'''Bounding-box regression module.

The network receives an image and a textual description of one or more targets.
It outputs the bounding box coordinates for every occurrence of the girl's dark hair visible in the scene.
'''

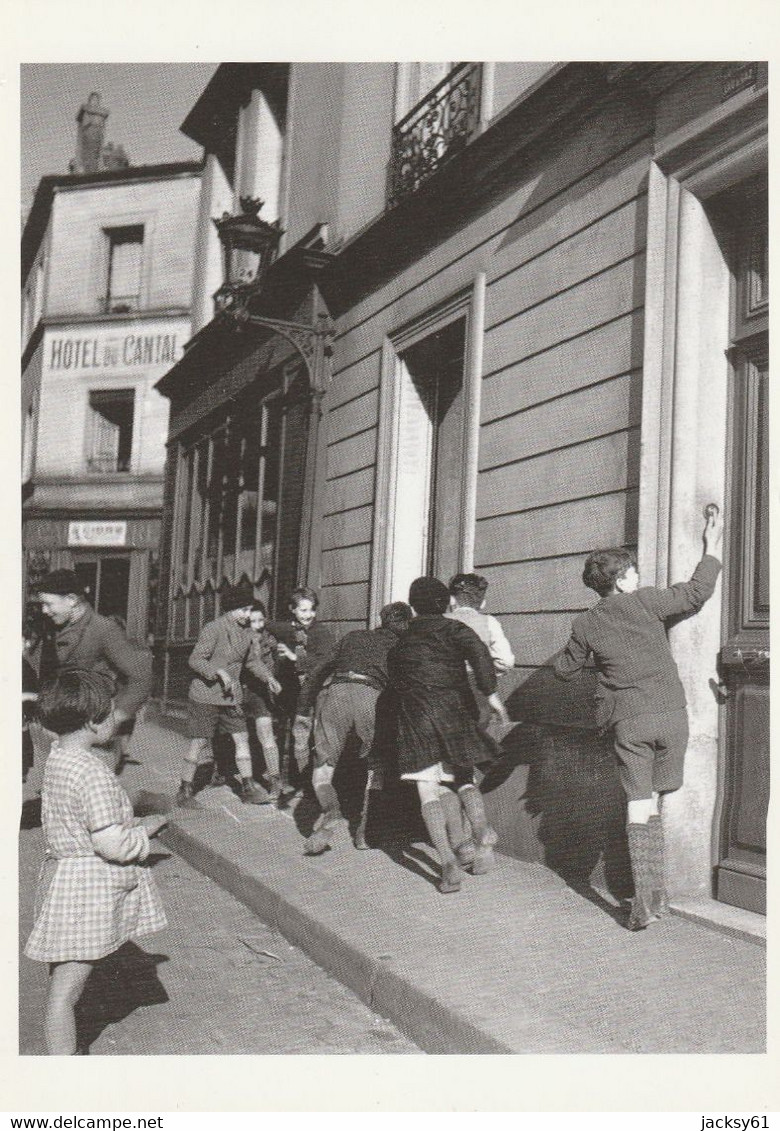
[289,586,319,610]
[250,600,268,617]
[37,669,113,735]
[582,548,636,597]
[408,576,450,615]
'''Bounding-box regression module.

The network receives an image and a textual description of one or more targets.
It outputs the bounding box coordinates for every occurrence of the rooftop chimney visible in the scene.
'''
[100,141,130,171]
[70,92,109,174]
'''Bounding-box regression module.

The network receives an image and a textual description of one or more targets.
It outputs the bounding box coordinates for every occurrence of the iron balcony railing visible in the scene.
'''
[388,62,483,208]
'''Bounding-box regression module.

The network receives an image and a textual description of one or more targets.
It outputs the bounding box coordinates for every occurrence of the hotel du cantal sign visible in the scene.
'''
[48,325,182,373]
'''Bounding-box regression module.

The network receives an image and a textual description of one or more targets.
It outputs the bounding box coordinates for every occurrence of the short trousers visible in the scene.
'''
[612,708,689,801]
[243,686,274,720]
[312,682,380,768]
[187,701,247,739]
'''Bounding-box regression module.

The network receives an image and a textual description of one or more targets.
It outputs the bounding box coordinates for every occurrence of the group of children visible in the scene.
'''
[25,506,723,1052]
[175,584,335,810]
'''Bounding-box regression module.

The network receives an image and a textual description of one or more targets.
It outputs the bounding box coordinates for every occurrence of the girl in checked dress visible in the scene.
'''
[25,669,167,1054]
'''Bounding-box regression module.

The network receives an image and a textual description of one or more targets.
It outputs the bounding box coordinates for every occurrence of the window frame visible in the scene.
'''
[84,386,136,475]
[103,223,145,314]
[370,274,486,623]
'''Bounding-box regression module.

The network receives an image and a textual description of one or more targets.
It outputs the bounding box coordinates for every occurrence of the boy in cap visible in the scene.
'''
[303,601,413,856]
[177,584,279,809]
[34,569,153,772]
[553,507,723,930]
[383,576,509,894]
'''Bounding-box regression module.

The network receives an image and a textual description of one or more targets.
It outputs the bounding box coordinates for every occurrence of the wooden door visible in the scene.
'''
[716,189,769,915]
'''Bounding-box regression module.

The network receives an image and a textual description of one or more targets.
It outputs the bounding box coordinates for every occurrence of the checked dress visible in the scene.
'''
[25,742,166,963]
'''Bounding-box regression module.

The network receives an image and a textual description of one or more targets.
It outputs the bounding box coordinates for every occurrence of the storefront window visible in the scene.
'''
[206,428,226,566]
[258,398,281,578]
[170,391,285,640]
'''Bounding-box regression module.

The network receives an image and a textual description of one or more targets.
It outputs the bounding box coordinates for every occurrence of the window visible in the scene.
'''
[389,63,483,207]
[104,225,144,313]
[393,63,454,122]
[86,389,135,473]
[170,392,284,638]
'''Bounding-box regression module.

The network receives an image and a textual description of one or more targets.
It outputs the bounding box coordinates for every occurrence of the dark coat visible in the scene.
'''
[267,619,338,716]
[553,554,721,730]
[36,604,153,718]
[382,615,498,775]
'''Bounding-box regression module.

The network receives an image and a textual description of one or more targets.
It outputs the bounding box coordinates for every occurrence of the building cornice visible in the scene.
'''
[23,475,165,517]
[41,308,192,329]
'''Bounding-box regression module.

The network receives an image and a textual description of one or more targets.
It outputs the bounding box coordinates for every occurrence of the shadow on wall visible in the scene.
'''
[482,662,632,904]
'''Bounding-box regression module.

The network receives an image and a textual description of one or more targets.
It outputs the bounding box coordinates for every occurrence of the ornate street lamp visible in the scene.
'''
[213,196,283,317]
[212,197,333,394]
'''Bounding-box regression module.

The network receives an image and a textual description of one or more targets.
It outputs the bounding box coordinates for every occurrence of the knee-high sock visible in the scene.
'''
[647,814,668,912]
[257,726,280,777]
[627,822,653,904]
[181,744,204,784]
[312,765,339,817]
[421,800,457,865]
[439,786,469,849]
[314,781,341,822]
[457,783,491,844]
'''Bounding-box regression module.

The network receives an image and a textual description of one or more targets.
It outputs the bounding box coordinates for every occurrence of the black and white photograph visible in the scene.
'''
[10,12,775,1114]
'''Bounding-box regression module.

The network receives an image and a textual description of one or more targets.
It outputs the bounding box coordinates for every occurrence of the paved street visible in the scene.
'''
[19,821,420,1055]
[20,715,766,1055]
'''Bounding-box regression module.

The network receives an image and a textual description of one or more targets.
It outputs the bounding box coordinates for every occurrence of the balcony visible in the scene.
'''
[388,62,482,208]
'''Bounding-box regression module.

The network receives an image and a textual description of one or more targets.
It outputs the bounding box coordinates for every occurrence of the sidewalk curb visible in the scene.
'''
[162,817,512,1054]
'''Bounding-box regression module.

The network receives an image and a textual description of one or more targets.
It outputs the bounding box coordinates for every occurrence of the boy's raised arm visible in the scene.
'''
[641,508,723,621]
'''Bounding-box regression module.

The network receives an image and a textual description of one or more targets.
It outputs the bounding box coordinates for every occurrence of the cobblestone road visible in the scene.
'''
[19,823,420,1055]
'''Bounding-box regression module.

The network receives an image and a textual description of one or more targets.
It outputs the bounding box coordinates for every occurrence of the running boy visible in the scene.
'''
[303,601,413,856]
[176,584,278,809]
[25,669,167,1054]
[553,507,723,930]
[242,601,283,800]
[268,587,337,794]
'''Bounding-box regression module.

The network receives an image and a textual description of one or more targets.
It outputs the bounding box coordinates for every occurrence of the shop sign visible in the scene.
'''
[68,521,127,547]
